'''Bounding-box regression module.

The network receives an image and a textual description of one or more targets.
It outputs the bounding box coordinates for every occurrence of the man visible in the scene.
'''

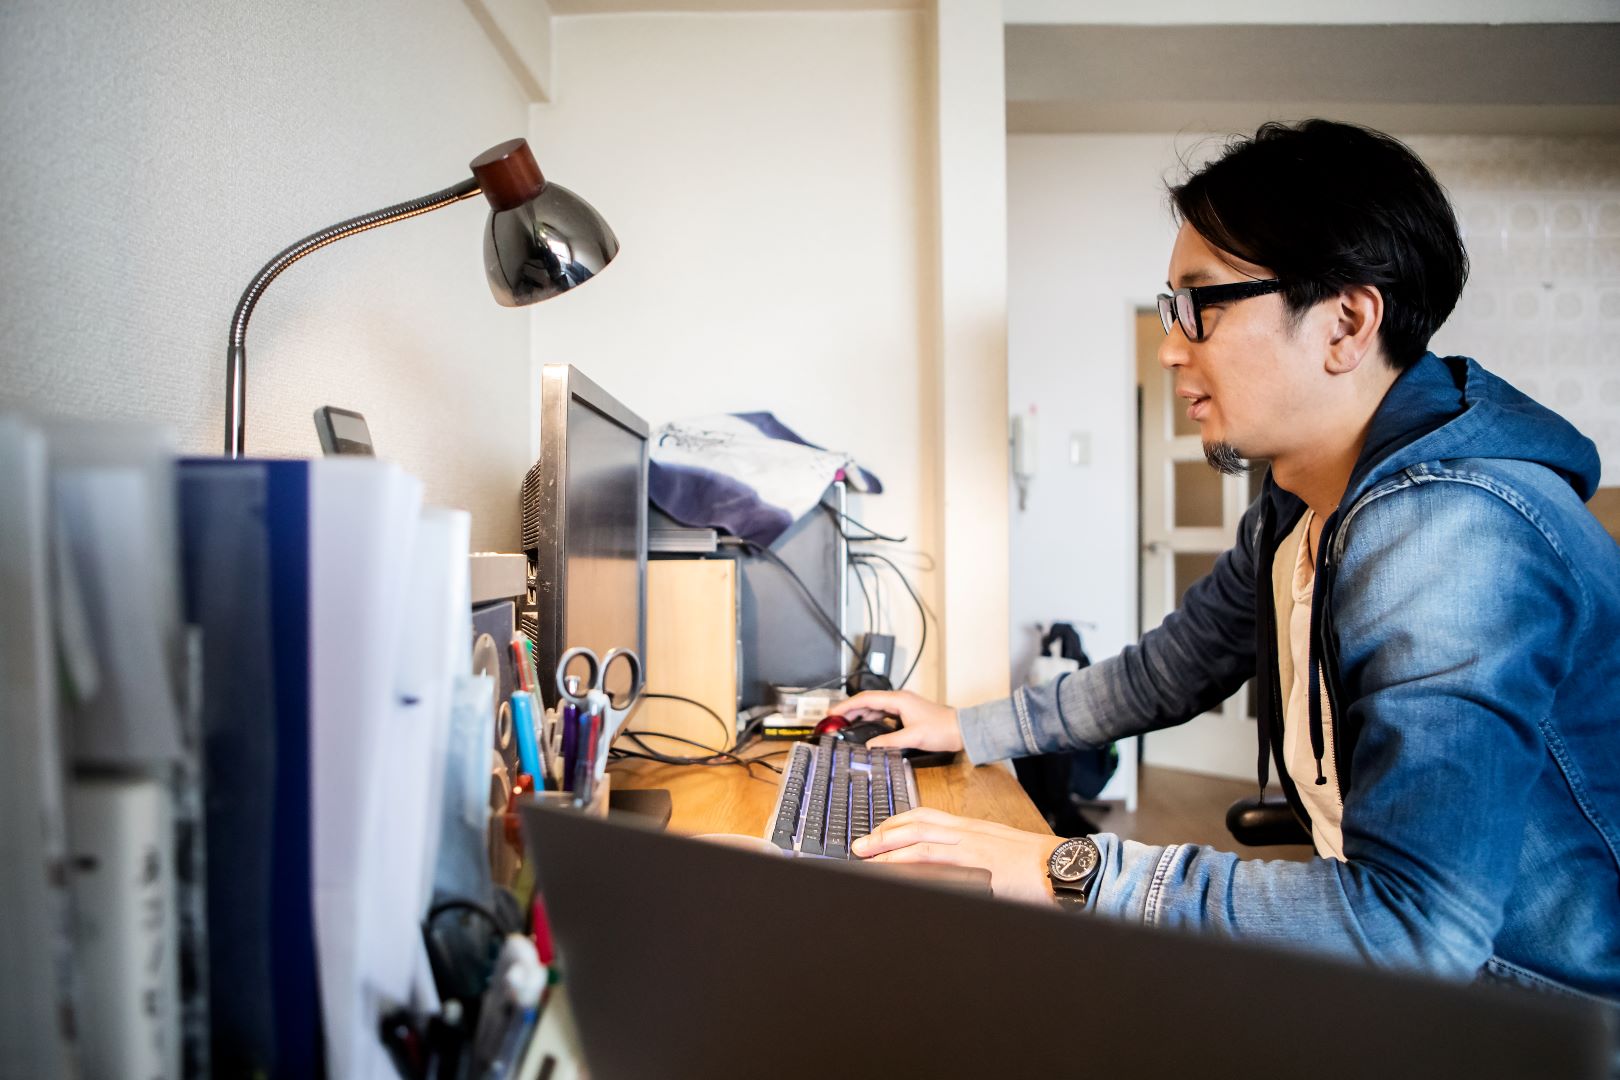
[832,119,1620,1004]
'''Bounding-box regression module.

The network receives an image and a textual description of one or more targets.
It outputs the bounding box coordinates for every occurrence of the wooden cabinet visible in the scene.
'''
[629,559,738,756]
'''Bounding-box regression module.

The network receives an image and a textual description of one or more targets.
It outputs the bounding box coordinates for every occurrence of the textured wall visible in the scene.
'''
[1417,136,1620,476]
[0,0,532,549]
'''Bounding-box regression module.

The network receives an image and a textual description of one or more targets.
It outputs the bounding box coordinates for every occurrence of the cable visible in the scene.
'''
[849,550,876,632]
[613,731,783,777]
[860,556,886,635]
[851,551,928,690]
[819,500,909,544]
[719,534,898,693]
[426,898,508,934]
[615,700,788,778]
[719,536,863,657]
[638,692,733,748]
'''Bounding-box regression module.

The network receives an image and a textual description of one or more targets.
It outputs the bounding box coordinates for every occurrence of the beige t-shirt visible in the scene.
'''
[1272,509,1347,861]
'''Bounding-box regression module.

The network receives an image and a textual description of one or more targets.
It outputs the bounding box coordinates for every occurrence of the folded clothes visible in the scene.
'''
[649,412,882,547]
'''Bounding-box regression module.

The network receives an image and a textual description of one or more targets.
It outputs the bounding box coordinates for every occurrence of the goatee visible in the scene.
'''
[1203,441,1254,476]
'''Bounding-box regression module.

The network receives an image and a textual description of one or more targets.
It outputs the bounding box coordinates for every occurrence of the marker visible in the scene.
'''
[510,691,543,785]
[510,637,537,695]
[530,896,556,967]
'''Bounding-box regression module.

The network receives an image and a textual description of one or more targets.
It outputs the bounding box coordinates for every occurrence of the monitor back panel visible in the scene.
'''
[521,805,1610,1080]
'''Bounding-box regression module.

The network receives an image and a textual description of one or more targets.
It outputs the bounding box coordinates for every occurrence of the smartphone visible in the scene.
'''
[313,406,375,456]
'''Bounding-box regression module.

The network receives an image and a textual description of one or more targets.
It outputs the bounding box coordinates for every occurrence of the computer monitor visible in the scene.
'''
[522,364,648,710]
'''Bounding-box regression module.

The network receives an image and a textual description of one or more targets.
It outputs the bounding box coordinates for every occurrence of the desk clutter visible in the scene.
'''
[0,379,933,1078]
[0,414,603,1080]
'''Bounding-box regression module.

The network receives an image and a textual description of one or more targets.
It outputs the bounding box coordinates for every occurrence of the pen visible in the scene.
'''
[593,698,615,783]
[379,1008,424,1080]
[559,678,580,792]
[471,935,545,1080]
[424,1000,465,1080]
[573,704,601,807]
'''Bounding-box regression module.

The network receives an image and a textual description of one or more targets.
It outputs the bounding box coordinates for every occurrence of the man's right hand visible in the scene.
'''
[826,690,964,753]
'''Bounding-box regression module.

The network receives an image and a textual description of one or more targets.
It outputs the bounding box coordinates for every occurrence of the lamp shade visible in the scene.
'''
[471,139,619,307]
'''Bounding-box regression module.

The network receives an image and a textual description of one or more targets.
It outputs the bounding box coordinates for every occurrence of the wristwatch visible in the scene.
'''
[1046,836,1101,910]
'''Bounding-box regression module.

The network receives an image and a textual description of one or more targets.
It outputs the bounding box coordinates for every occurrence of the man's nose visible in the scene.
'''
[1159,324,1189,370]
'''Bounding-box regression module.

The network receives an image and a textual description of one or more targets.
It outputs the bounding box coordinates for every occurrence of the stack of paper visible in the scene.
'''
[182,457,477,1080]
[1,415,190,1080]
[0,417,76,1078]
[2,415,478,1080]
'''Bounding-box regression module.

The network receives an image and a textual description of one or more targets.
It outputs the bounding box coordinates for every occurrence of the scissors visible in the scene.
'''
[556,647,644,799]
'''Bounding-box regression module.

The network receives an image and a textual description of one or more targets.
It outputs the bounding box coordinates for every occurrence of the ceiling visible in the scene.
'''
[1005,22,1620,135]
[545,0,920,12]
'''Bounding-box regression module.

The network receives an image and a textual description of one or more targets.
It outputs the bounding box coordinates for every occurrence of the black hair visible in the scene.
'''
[1169,119,1468,370]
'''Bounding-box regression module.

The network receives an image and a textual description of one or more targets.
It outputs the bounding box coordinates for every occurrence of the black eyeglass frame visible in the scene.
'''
[1156,278,1285,342]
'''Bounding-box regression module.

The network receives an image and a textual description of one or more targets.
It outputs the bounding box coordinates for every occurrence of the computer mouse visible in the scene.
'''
[812,715,849,738]
[836,713,901,746]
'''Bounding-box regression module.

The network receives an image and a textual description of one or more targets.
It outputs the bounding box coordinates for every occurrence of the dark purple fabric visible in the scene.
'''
[649,461,795,546]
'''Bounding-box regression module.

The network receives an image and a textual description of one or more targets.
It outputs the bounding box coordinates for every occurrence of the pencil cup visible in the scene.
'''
[525,775,610,819]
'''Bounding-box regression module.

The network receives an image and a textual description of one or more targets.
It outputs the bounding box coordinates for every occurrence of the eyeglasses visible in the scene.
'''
[1156,278,1285,342]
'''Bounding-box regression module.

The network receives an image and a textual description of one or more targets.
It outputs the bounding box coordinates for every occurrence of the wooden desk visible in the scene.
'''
[608,746,1050,838]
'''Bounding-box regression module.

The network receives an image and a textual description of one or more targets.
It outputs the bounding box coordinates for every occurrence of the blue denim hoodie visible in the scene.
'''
[960,353,1620,1003]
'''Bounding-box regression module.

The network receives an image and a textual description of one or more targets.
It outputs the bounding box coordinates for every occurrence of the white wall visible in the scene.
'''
[0,0,532,549]
[1006,134,1189,679]
[529,12,946,696]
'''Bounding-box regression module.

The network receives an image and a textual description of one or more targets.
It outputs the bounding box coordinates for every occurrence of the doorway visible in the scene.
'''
[1134,308,1263,780]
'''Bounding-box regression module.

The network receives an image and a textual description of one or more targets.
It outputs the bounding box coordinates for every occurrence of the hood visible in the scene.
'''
[1343,352,1602,507]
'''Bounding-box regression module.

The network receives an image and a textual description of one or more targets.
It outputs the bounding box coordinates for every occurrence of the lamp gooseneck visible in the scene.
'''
[223,177,482,457]
[222,137,617,458]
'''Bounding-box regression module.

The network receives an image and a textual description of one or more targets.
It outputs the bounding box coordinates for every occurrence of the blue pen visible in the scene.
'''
[510,691,543,785]
[559,678,580,792]
[572,702,600,806]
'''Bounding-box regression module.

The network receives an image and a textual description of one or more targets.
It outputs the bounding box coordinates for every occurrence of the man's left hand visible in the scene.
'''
[851,807,1066,906]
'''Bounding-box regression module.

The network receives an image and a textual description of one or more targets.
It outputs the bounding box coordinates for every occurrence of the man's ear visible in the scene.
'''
[1325,285,1384,374]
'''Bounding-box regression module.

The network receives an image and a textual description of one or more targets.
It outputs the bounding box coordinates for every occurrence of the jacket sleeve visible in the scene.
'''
[1080,478,1579,978]
[959,496,1262,764]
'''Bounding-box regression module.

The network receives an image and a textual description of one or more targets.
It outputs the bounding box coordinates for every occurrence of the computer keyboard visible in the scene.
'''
[765,736,920,859]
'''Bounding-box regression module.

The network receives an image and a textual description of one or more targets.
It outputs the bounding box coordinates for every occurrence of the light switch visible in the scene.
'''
[1069,431,1090,466]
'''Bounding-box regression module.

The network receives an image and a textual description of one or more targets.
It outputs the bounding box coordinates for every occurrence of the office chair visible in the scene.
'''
[1225,792,1311,847]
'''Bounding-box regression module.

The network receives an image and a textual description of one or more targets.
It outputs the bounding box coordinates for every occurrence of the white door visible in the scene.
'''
[1135,309,1264,781]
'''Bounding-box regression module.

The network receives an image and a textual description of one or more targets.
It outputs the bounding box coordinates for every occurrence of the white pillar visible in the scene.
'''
[930,0,1011,707]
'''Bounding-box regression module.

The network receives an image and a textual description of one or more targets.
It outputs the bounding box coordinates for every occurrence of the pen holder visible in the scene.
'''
[525,774,610,819]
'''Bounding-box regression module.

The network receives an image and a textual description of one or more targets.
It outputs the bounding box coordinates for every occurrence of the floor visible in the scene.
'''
[1089,764,1314,863]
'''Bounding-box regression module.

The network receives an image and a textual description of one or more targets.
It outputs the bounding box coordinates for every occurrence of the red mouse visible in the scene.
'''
[812,715,849,738]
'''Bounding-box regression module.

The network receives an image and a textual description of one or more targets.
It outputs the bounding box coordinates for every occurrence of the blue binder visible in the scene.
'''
[178,460,322,1078]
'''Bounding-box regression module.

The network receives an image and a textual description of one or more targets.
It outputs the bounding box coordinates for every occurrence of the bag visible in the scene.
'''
[1012,623,1119,836]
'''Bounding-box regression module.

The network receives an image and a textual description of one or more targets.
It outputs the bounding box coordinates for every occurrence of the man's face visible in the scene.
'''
[1159,223,1319,468]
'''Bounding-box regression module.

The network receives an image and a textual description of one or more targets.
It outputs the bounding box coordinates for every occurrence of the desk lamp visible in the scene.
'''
[224,138,617,457]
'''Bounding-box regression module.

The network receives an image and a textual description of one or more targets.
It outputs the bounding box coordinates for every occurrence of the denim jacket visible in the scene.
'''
[960,353,1620,1002]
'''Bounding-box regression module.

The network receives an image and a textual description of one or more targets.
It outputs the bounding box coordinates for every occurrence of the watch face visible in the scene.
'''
[1049,838,1099,883]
